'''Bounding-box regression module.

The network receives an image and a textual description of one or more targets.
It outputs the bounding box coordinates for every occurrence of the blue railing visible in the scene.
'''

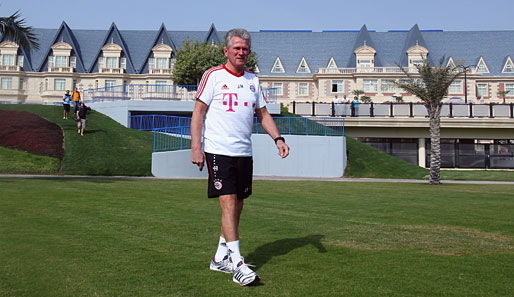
[130,115,344,152]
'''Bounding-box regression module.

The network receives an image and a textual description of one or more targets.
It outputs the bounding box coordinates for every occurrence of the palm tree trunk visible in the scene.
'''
[428,108,441,185]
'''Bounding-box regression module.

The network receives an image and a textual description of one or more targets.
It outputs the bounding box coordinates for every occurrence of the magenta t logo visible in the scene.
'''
[223,93,238,112]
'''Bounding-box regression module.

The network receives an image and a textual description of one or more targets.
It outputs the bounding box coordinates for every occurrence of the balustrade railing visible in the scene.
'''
[317,67,419,74]
[84,84,278,104]
[291,101,514,119]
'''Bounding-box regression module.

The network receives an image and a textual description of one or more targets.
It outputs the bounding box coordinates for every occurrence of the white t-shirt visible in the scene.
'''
[196,65,267,157]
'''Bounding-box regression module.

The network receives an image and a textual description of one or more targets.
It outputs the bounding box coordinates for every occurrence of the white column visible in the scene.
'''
[418,138,426,168]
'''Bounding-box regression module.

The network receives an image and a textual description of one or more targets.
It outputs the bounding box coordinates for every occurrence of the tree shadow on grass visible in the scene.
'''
[83,129,105,135]
[245,234,327,271]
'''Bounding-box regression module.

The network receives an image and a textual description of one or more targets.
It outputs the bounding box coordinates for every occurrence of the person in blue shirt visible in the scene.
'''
[62,90,71,119]
[351,96,360,117]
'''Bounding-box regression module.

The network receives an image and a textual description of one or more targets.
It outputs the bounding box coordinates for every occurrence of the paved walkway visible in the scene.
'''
[2,174,514,185]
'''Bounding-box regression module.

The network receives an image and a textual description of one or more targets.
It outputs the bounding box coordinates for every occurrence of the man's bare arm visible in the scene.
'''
[191,99,208,170]
[255,107,290,158]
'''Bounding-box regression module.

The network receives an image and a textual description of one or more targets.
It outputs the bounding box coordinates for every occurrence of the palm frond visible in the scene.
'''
[0,10,39,52]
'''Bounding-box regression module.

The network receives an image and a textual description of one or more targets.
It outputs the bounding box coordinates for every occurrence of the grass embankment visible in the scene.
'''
[2,104,514,180]
[0,104,153,176]
[1,178,513,296]
[0,146,60,174]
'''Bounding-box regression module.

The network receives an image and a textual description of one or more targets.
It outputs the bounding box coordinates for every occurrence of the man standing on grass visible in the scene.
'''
[191,28,290,286]
[72,88,81,115]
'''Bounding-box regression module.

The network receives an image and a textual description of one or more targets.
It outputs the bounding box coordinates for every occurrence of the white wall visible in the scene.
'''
[89,101,281,127]
[152,134,346,178]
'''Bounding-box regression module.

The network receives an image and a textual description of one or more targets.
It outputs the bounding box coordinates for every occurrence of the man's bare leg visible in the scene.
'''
[219,194,244,267]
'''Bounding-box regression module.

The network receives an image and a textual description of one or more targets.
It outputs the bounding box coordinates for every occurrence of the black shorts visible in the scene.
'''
[205,153,253,199]
[63,104,70,112]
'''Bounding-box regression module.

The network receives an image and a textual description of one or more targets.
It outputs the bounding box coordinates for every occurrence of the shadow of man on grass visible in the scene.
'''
[245,234,327,271]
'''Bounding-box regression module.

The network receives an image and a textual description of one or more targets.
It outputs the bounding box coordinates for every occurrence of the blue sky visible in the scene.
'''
[2,0,514,32]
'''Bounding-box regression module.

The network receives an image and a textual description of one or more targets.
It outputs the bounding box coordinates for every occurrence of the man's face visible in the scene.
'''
[224,36,250,71]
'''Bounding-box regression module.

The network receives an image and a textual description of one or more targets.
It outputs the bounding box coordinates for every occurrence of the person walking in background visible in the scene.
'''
[76,102,91,136]
[72,88,81,115]
[62,90,71,119]
[191,28,290,286]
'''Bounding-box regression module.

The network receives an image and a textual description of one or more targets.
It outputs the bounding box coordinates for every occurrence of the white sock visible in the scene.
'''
[214,236,229,262]
[226,240,243,268]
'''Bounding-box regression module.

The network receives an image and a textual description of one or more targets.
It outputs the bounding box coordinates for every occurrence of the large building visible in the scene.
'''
[1,22,514,105]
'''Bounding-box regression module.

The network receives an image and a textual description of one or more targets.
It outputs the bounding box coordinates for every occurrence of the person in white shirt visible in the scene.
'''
[191,28,290,286]
[341,95,349,116]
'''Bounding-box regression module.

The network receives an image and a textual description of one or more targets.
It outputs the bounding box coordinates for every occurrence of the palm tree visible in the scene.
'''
[0,10,39,52]
[498,90,510,104]
[396,57,466,185]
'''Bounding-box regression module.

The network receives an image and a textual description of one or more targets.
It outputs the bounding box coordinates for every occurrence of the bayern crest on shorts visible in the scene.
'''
[213,179,223,190]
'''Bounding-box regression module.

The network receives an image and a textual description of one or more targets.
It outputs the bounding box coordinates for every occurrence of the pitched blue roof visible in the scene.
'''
[11,23,514,77]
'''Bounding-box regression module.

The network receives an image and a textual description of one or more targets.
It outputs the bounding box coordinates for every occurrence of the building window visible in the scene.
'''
[106,57,118,68]
[156,58,168,69]
[363,79,378,92]
[2,54,15,66]
[17,55,24,67]
[331,80,343,93]
[55,56,67,67]
[105,80,116,89]
[273,82,283,96]
[298,82,308,95]
[156,80,167,93]
[359,59,371,71]
[449,80,462,94]
[120,57,126,69]
[381,80,397,93]
[477,83,488,97]
[412,60,424,67]
[98,57,104,68]
[1,77,12,89]
[54,79,66,91]
[70,56,76,68]
[505,83,514,96]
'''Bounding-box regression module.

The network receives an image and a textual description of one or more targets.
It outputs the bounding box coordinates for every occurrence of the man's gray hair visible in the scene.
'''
[225,28,251,50]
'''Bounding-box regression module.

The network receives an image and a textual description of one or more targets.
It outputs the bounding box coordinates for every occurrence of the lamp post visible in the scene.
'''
[460,65,475,104]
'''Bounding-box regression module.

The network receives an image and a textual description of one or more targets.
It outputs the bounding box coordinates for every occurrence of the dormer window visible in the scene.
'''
[99,42,125,74]
[148,43,173,74]
[406,41,428,70]
[503,57,514,73]
[0,41,23,71]
[476,57,489,73]
[271,57,285,73]
[48,42,74,72]
[325,57,338,73]
[296,57,311,73]
[354,41,376,72]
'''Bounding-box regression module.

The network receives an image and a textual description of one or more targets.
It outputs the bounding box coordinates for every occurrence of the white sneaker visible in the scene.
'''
[209,255,233,274]
[232,259,260,286]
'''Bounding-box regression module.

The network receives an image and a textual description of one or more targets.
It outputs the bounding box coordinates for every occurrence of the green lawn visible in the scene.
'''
[0,104,154,176]
[0,146,60,174]
[1,178,513,297]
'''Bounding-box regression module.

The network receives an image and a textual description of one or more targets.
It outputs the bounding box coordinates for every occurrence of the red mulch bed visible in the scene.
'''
[0,110,64,159]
